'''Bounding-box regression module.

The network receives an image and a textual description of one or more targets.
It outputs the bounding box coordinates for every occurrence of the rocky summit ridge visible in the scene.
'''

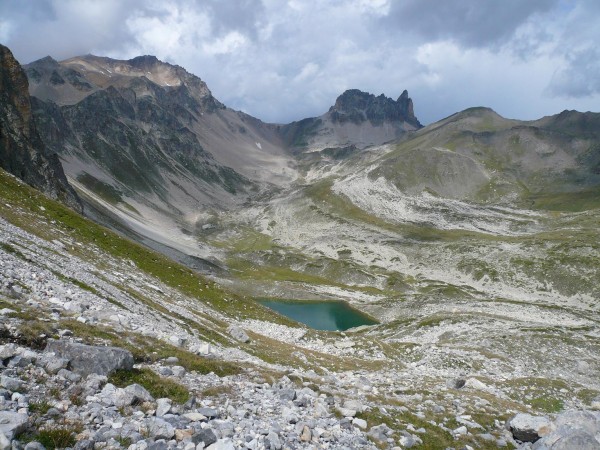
[329,89,421,128]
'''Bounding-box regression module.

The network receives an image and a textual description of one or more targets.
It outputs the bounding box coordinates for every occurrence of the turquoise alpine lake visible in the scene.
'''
[258,299,378,331]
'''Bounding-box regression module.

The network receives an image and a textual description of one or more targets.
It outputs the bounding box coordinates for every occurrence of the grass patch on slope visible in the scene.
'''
[108,368,189,403]
[0,169,284,323]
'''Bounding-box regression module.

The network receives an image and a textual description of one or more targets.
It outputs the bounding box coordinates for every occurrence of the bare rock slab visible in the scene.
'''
[0,411,28,440]
[45,339,134,376]
[507,413,552,443]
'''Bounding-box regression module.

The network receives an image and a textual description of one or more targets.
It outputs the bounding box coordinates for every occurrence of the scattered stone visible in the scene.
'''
[368,424,391,443]
[23,442,45,450]
[164,356,179,365]
[334,341,355,349]
[206,439,235,450]
[197,407,219,419]
[531,409,600,449]
[140,417,175,440]
[453,425,468,435]
[156,398,172,416]
[184,412,206,422]
[171,365,186,378]
[227,326,250,343]
[353,418,367,429]
[192,428,217,447]
[265,431,282,450]
[0,433,9,450]
[124,383,154,403]
[337,407,356,417]
[0,375,22,392]
[279,388,296,401]
[299,425,312,442]
[0,344,19,360]
[43,357,69,375]
[446,378,466,389]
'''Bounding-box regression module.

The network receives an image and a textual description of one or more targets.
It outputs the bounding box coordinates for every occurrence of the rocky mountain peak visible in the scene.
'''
[128,54,160,70]
[329,88,421,128]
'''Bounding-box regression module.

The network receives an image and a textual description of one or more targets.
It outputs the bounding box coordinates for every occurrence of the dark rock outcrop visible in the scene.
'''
[0,44,81,212]
[329,89,422,128]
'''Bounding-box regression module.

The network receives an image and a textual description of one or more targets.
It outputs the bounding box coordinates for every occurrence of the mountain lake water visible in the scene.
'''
[258,299,378,331]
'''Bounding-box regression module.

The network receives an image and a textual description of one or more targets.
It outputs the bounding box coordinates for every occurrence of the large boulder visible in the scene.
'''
[508,413,552,443]
[532,410,600,449]
[45,339,134,376]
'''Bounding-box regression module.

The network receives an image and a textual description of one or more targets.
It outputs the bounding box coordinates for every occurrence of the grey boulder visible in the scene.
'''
[508,413,552,443]
[227,325,250,343]
[45,339,133,376]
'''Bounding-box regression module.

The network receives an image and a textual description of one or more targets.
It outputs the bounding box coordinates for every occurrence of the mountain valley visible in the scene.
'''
[1,44,600,449]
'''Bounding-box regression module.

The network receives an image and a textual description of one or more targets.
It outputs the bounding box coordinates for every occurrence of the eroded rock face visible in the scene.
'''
[0,44,81,212]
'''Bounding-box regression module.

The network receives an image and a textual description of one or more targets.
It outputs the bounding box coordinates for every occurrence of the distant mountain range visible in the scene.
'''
[2,46,600,269]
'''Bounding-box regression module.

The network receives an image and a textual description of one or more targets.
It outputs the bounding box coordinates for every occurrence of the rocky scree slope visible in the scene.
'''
[0,44,80,212]
[24,54,302,261]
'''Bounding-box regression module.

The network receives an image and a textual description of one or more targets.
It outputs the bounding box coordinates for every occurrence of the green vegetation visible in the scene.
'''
[28,400,52,415]
[0,242,25,258]
[108,368,189,403]
[356,407,508,450]
[530,396,563,413]
[502,377,571,414]
[36,426,79,450]
[526,187,600,212]
[16,321,56,349]
[76,172,123,205]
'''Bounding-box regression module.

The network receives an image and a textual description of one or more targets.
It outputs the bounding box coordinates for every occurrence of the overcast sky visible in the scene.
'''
[1,0,599,124]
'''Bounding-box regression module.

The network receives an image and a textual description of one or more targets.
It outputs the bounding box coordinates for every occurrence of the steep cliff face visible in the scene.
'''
[0,44,81,212]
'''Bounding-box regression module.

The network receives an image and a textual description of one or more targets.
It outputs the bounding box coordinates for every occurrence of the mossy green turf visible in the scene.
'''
[108,368,189,404]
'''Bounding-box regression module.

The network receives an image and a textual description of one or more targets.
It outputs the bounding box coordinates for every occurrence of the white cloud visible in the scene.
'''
[203,31,247,55]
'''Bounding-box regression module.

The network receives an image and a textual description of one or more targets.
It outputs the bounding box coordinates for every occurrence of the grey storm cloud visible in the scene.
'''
[1,0,599,124]
[381,0,560,47]
[202,0,265,38]
[549,46,600,98]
